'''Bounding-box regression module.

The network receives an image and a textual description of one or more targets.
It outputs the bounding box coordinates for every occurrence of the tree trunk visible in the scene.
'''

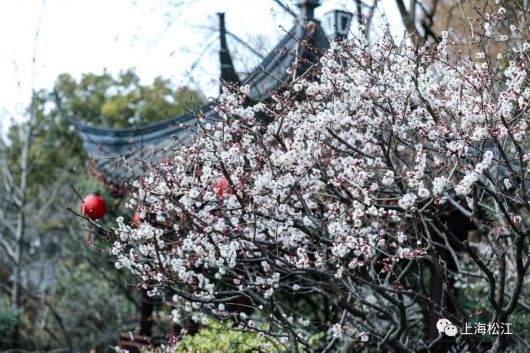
[11,124,30,345]
[139,289,153,336]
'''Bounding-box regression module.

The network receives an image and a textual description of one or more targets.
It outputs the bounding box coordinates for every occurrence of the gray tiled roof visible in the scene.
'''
[72,107,214,187]
[73,17,330,187]
[73,112,198,155]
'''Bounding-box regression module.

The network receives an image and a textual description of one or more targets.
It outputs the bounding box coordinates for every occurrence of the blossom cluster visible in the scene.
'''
[110,13,529,351]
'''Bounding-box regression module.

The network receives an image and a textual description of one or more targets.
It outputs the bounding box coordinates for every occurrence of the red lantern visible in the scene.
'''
[81,193,107,245]
[132,211,141,227]
[212,177,230,199]
[81,193,107,220]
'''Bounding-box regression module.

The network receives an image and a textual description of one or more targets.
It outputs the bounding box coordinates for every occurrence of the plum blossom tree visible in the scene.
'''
[108,3,530,352]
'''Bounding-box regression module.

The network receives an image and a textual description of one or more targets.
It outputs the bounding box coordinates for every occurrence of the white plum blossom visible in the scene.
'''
[107,14,530,352]
[418,186,431,198]
[359,332,369,342]
[398,194,417,210]
[397,232,407,244]
[381,171,395,186]
[456,151,495,195]
[331,323,343,339]
[432,176,447,195]
[455,172,479,195]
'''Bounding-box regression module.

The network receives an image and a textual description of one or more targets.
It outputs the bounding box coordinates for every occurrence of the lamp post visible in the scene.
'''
[323,9,353,40]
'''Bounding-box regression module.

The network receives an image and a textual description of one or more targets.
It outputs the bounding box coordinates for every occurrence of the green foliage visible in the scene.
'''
[510,306,530,346]
[5,69,204,194]
[0,294,19,349]
[52,69,204,128]
[157,321,287,353]
[42,261,137,350]
[148,320,325,353]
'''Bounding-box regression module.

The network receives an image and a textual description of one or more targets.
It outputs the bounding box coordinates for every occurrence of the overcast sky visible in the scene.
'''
[0,0,403,133]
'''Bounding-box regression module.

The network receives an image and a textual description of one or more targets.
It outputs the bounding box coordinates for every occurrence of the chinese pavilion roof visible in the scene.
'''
[69,108,210,187]
[71,1,330,189]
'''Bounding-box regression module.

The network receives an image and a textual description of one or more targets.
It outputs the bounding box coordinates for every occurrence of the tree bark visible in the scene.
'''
[11,123,30,345]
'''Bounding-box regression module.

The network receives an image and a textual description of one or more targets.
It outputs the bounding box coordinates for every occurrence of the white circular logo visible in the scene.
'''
[444,324,458,337]
[436,318,452,333]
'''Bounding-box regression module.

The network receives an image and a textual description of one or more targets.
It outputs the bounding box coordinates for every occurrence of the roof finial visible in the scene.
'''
[296,0,320,20]
[217,13,240,94]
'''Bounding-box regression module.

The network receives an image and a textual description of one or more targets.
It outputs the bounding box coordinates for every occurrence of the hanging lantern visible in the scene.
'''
[80,193,107,245]
[212,177,230,199]
[81,193,107,220]
[132,211,142,227]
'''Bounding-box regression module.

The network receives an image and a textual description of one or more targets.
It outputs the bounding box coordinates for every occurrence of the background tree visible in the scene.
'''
[51,69,204,128]
[0,69,204,351]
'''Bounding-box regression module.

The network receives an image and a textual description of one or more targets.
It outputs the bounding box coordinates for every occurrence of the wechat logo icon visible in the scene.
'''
[437,318,458,337]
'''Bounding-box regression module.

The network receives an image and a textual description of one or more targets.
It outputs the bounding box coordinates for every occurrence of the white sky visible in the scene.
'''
[0,0,403,133]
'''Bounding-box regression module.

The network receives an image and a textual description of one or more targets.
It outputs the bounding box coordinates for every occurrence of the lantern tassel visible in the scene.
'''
[87,223,92,246]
